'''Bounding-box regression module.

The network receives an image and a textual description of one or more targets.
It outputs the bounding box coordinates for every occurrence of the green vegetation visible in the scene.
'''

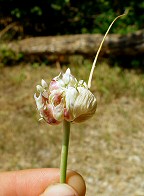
[0,46,23,66]
[0,0,143,37]
[0,1,143,69]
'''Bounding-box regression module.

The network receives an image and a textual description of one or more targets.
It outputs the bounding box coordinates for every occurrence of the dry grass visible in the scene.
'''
[0,62,144,196]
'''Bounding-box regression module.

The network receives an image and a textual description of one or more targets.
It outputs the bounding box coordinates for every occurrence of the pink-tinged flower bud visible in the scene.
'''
[34,68,97,125]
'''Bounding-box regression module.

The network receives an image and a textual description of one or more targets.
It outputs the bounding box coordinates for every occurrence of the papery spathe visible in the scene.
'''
[34,68,97,125]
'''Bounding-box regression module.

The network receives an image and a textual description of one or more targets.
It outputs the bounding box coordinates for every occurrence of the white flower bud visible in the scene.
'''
[34,68,97,125]
[36,85,43,93]
[62,68,77,87]
[34,93,44,110]
[41,79,48,88]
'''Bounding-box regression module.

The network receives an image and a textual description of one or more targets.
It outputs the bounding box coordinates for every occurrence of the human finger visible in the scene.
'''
[0,168,86,196]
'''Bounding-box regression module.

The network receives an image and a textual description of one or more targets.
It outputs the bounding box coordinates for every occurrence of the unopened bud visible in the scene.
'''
[34,68,97,125]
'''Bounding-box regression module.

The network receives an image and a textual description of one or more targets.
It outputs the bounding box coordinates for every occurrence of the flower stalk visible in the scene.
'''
[60,120,71,183]
[34,12,127,186]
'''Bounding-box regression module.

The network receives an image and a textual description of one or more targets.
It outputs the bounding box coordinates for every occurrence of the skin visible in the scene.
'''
[0,168,86,196]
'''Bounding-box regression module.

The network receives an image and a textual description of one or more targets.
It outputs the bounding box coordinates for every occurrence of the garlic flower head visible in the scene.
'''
[34,68,97,125]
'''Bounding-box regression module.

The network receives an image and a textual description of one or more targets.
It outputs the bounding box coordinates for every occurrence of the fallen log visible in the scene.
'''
[1,29,144,58]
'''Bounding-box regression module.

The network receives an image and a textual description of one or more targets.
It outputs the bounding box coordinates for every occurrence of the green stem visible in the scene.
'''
[60,120,71,183]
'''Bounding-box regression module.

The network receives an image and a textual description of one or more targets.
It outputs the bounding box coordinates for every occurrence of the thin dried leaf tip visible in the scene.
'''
[88,12,127,89]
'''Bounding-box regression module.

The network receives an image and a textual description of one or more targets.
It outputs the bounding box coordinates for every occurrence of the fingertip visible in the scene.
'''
[40,171,86,196]
[40,183,79,196]
[67,171,86,196]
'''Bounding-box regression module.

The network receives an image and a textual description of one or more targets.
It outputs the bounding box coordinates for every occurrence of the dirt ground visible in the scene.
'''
[0,63,144,196]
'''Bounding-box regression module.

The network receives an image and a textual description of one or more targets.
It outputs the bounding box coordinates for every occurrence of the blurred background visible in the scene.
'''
[0,1,144,195]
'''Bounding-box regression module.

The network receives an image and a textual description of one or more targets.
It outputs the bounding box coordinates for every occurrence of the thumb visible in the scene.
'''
[40,171,86,196]
[40,183,80,196]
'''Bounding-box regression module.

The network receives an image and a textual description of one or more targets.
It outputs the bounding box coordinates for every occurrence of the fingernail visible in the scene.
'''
[67,172,86,196]
[40,183,79,196]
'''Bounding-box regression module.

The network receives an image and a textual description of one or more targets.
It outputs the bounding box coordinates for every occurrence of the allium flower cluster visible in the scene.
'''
[34,68,97,125]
